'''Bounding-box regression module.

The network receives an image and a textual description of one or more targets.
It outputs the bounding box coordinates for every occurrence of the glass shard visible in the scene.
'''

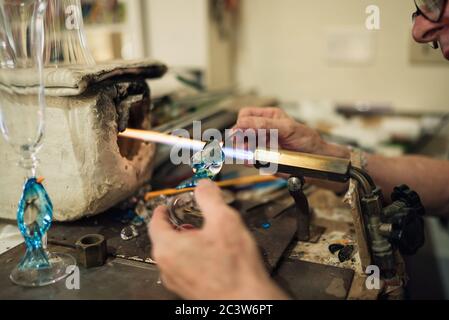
[120,225,139,241]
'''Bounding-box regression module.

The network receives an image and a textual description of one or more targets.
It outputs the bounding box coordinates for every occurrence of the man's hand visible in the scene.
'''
[236,107,351,193]
[235,107,350,159]
[148,179,288,300]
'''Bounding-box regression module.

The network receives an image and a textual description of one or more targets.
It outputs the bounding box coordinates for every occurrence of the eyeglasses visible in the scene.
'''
[412,0,447,49]
[414,0,446,22]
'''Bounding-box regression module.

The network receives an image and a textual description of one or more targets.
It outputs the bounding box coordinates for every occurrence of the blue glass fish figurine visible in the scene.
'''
[16,178,53,270]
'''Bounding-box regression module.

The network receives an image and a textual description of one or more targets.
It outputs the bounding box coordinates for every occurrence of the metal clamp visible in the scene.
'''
[288,176,310,241]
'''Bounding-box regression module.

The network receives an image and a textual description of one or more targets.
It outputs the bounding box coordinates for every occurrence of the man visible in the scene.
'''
[148,0,449,300]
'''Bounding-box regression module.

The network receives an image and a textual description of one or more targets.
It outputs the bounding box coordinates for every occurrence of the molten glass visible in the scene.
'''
[177,139,225,189]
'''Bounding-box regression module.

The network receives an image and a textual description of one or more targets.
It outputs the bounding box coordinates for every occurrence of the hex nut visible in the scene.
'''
[75,234,107,268]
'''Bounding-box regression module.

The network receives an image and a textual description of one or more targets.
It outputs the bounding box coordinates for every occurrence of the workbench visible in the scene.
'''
[0,97,380,300]
[0,183,375,300]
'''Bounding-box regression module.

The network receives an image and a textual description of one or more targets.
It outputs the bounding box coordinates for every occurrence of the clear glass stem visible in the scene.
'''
[19,152,39,178]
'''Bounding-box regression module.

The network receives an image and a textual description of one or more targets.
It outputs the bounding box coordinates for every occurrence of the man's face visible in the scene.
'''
[412,1,449,59]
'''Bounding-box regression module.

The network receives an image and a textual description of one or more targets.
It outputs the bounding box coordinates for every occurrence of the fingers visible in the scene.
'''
[236,116,294,139]
[238,107,287,119]
[195,180,237,227]
[236,116,276,130]
[148,206,177,244]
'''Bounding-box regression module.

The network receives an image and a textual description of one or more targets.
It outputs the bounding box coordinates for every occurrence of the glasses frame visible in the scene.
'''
[412,0,447,49]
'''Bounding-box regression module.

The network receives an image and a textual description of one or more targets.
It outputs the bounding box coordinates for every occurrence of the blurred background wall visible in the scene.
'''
[236,0,449,111]
[83,0,449,111]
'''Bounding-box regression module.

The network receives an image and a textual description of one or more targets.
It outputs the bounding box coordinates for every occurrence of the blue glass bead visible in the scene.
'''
[262,222,271,230]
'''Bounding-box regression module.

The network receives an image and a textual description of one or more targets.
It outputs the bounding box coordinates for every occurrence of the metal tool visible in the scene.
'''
[287,176,310,241]
[254,149,351,183]
[255,148,425,284]
[119,128,426,289]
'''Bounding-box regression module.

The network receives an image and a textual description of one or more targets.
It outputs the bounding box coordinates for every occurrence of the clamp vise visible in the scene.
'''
[254,148,425,280]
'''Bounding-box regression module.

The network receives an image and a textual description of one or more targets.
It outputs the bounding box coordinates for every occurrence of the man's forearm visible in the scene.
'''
[321,142,449,217]
[366,153,449,217]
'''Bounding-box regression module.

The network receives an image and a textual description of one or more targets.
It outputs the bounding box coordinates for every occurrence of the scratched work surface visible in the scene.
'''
[0,188,365,300]
[42,193,298,271]
[0,194,299,299]
[291,189,363,274]
[0,244,177,300]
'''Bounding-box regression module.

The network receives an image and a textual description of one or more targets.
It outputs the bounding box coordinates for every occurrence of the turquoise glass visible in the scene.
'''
[177,139,225,189]
[0,0,76,287]
[17,178,53,270]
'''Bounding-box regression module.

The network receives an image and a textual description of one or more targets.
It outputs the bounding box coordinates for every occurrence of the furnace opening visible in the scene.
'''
[116,82,152,161]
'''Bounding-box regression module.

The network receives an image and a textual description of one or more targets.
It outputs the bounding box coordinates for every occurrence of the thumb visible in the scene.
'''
[195,179,235,227]
[148,206,176,244]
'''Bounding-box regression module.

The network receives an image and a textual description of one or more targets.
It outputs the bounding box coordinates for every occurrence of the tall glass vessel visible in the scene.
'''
[0,0,76,287]
[44,0,95,66]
